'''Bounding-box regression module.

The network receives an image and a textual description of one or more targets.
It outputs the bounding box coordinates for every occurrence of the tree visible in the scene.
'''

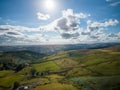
[12,81,20,90]
[15,64,25,72]
[30,67,37,77]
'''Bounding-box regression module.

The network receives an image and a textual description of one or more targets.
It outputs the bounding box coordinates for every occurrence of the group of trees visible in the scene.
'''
[0,61,26,72]
[12,81,20,90]
[0,63,16,70]
[30,67,37,77]
[30,67,50,78]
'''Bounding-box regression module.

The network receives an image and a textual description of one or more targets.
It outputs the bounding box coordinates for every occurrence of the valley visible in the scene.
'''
[0,45,120,90]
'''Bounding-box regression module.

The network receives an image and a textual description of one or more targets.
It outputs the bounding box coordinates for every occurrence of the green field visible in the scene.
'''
[0,46,120,90]
[33,61,61,72]
[70,76,120,90]
[30,83,77,90]
[0,75,23,88]
[0,70,14,78]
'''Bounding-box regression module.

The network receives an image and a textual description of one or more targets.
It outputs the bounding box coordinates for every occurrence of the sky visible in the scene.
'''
[0,0,120,45]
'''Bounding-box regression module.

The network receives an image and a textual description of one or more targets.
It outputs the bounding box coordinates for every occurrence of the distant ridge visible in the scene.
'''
[0,43,120,54]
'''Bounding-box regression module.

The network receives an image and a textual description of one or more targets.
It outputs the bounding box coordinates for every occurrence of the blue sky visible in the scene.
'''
[0,0,120,45]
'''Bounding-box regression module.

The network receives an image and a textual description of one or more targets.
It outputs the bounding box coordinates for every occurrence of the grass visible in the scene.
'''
[0,75,24,88]
[0,70,14,78]
[70,76,120,90]
[66,67,92,77]
[46,74,64,83]
[21,74,65,86]
[44,52,69,61]
[33,61,60,72]
[99,49,120,54]
[21,77,49,85]
[103,45,120,52]
[0,46,120,90]
[17,66,32,75]
[55,58,78,68]
[83,53,112,66]
[67,49,120,67]
[30,83,77,90]
[87,60,120,75]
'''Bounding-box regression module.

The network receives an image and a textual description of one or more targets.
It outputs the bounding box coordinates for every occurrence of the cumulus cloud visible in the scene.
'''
[105,33,120,42]
[108,33,118,37]
[80,19,119,43]
[6,31,21,35]
[0,25,48,45]
[0,31,47,45]
[37,12,50,20]
[0,31,26,45]
[61,33,79,39]
[89,19,119,28]
[53,9,90,39]
[62,9,89,18]
[85,19,119,40]
[52,9,119,42]
[0,9,120,45]
[41,9,117,42]
[0,25,42,32]
[0,25,14,31]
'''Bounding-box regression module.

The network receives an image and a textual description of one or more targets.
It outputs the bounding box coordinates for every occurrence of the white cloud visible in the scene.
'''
[106,0,120,7]
[0,25,42,33]
[108,33,118,37]
[61,33,79,39]
[106,0,112,2]
[80,19,119,43]
[0,31,26,45]
[110,1,120,6]
[37,12,50,20]
[0,9,120,45]
[90,19,119,27]
[62,9,89,18]
[52,9,90,39]
[0,25,48,45]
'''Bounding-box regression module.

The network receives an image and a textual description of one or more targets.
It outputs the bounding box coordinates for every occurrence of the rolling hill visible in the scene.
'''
[0,50,45,64]
[0,45,120,90]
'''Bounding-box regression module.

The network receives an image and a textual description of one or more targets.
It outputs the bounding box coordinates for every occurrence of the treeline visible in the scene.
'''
[0,59,29,72]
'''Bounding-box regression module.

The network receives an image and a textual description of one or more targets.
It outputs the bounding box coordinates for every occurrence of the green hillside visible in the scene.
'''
[0,46,120,90]
[33,61,61,72]
[0,50,45,63]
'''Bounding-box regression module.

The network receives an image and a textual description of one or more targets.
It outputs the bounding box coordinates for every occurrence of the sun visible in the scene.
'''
[44,0,55,10]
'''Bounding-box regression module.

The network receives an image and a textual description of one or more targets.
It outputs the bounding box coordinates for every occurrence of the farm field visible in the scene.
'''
[0,46,120,90]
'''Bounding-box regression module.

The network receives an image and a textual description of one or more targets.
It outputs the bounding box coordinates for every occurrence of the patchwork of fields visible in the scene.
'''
[0,46,120,90]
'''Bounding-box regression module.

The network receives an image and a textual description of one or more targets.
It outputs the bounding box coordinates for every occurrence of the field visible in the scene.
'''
[30,83,76,90]
[33,61,61,72]
[0,75,23,89]
[0,45,120,90]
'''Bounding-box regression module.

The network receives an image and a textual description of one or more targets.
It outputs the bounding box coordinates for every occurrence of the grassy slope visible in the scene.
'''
[67,48,120,76]
[31,83,76,90]
[0,51,45,63]
[41,46,120,90]
[0,75,23,88]
[44,46,120,76]
[17,66,32,75]
[0,70,14,78]
[0,45,120,90]
[87,60,120,75]
[33,61,61,72]
[71,76,120,90]
[55,58,78,68]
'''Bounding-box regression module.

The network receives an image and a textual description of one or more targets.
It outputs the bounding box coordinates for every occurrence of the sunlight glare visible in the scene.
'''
[44,0,55,10]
